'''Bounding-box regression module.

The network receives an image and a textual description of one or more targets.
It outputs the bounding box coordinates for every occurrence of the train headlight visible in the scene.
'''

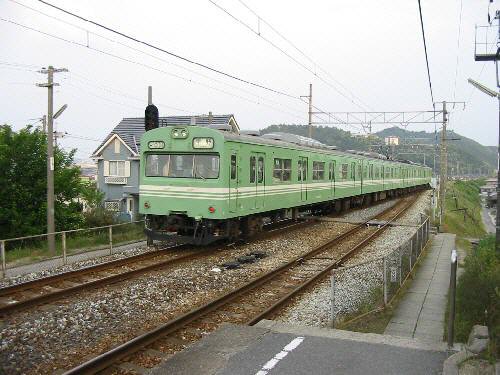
[171,128,188,139]
[193,137,214,149]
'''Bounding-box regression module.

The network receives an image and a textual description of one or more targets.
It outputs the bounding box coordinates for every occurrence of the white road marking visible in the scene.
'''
[254,336,305,375]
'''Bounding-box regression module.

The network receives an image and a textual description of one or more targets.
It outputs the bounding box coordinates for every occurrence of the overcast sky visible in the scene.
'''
[1,0,499,159]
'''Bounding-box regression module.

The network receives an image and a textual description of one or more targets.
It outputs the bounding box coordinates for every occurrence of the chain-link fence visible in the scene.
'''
[330,216,430,326]
[0,221,146,278]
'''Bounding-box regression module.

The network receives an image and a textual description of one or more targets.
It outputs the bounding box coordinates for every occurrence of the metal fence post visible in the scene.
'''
[447,249,458,348]
[409,239,413,271]
[1,240,5,278]
[330,271,336,328]
[109,226,113,255]
[416,227,420,255]
[62,232,67,265]
[399,246,403,286]
[383,256,388,306]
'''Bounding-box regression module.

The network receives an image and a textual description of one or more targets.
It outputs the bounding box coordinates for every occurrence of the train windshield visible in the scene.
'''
[146,154,219,179]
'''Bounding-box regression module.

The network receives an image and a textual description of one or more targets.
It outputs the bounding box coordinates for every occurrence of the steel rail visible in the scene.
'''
[62,193,420,375]
[0,220,311,315]
[246,194,418,324]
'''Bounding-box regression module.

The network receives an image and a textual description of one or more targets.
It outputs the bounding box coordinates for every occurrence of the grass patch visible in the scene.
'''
[454,235,499,358]
[5,222,145,266]
[442,179,486,239]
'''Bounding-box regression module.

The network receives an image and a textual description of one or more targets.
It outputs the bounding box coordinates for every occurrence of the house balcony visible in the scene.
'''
[105,176,127,184]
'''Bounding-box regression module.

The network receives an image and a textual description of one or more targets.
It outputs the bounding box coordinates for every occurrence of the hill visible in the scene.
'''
[259,124,496,176]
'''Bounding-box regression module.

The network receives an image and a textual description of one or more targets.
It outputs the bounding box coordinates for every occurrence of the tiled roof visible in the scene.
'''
[92,115,237,156]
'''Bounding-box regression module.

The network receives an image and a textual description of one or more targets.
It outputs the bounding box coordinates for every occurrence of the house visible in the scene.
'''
[91,114,239,221]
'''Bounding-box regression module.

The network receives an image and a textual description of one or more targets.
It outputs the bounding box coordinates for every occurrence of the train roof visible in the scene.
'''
[224,130,429,168]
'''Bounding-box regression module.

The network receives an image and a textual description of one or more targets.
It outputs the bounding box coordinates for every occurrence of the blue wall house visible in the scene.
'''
[92,114,239,221]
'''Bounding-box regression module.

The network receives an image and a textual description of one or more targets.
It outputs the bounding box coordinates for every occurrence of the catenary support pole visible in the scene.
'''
[37,66,68,255]
[439,101,447,229]
[308,83,313,138]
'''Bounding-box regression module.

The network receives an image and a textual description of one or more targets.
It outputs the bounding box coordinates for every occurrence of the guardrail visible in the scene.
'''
[330,215,430,327]
[0,220,146,278]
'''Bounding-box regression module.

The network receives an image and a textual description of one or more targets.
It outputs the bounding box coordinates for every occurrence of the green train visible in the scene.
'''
[139,122,431,244]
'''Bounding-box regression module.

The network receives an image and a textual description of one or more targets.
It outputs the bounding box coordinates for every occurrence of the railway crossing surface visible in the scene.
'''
[151,321,448,375]
[151,233,457,375]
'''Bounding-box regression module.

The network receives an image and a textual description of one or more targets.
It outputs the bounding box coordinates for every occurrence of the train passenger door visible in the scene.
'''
[250,153,265,209]
[298,156,308,201]
[351,162,356,188]
[329,160,336,196]
[229,152,238,213]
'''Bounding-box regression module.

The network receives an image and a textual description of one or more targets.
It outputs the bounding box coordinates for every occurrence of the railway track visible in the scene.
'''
[0,219,312,316]
[62,192,421,375]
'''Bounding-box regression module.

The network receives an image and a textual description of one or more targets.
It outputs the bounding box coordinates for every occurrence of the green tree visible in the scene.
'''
[80,181,114,227]
[0,125,94,239]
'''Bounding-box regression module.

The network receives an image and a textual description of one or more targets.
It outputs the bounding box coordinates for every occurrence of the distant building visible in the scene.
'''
[384,136,399,146]
[91,115,238,221]
[76,160,98,182]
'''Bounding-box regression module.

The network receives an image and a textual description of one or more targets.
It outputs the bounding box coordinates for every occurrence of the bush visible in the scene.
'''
[83,208,115,228]
[455,235,499,356]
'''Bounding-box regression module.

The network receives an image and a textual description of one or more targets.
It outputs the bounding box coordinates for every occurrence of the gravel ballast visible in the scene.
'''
[0,199,401,375]
[277,191,432,328]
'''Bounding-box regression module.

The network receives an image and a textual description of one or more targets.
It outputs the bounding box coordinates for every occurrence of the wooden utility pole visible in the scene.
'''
[308,83,313,138]
[37,66,68,255]
[439,101,447,227]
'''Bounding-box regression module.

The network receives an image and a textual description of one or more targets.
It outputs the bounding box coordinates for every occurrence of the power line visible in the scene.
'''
[6,0,304,117]
[236,0,375,112]
[36,0,299,100]
[452,0,464,102]
[417,0,435,106]
[209,0,374,113]
[0,17,305,121]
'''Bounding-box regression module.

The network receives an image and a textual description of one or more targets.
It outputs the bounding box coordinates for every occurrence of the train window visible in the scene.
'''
[230,155,237,179]
[312,161,325,180]
[194,154,219,179]
[146,154,219,179]
[369,165,374,179]
[273,158,291,182]
[341,164,348,180]
[146,155,169,177]
[250,156,256,183]
[257,157,264,183]
[298,160,302,181]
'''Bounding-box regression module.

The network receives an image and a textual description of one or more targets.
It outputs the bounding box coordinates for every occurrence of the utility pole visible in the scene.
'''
[37,66,68,255]
[439,101,447,228]
[308,83,313,138]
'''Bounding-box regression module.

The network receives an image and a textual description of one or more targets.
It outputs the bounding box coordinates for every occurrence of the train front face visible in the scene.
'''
[139,126,228,244]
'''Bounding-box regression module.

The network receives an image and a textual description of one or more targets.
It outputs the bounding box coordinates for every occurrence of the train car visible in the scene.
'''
[139,123,431,244]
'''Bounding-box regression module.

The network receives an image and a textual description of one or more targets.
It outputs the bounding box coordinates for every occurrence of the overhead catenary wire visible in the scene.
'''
[6,0,304,118]
[35,0,299,100]
[235,0,375,112]
[417,0,435,106]
[0,17,306,121]
[452,0,464,103]
[209,0,374,114]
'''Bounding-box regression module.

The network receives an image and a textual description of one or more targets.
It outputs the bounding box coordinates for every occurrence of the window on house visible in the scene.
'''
[114,138,120,153]
[312,161,325,180]
[273,158,292,182]
[109,160,126,176]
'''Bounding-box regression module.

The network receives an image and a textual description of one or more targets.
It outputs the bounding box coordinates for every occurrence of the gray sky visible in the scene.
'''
[1,0,499,159]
